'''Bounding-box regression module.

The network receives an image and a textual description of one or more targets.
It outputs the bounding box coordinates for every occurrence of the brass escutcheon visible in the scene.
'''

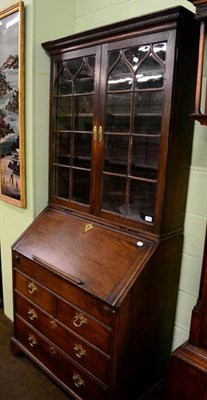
[72,373,85,388]
[74,343,86,359]
[73,313,87,328]
[84,223,93,233]
[28,281,37,295]
[28,308,38,321]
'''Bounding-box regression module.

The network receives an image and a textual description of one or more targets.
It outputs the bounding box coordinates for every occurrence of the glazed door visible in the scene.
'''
[95,31,176,230]
[49,30,176,231]
[50,46,101,213]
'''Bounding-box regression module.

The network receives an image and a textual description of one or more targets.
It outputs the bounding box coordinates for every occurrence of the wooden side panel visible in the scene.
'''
[110,234,183,399]
[160,14,199,234]
[167,343,207,400]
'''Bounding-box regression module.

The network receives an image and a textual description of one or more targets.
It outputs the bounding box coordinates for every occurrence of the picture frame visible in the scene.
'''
[0,1,25,207]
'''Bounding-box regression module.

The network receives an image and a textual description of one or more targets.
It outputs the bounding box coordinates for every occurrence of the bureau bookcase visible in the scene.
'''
[11,7,198,400]
[168,229,207,399]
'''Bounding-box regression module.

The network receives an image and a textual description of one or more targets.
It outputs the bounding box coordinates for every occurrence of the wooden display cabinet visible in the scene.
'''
[167,228,207,400]
[11,6,199,400]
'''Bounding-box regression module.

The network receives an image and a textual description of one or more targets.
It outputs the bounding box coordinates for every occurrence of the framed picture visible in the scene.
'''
[0,2,25,207]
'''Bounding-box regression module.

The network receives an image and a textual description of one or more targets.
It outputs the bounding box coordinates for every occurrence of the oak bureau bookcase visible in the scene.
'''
[11,6,199,400]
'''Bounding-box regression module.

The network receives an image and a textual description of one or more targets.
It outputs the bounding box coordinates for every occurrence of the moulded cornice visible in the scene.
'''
[42,6,193,55]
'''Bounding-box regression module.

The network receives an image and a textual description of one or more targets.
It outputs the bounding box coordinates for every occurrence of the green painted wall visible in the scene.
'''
[0,0,75,319]
[0,0,206,350]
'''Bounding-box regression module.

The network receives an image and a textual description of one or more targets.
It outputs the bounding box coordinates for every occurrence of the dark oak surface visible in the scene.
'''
[167,228,207,400]
[13,208,155,305]
[168,342,207,400]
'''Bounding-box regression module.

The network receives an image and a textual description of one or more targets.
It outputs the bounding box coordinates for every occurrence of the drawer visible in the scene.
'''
[15,270,54,314]
[15,293,110,383]
[13,252,114,326]
[15,317,109,400]
[56,297,112,355]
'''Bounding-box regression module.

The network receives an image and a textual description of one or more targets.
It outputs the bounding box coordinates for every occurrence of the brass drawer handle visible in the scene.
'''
[49,346,56,356]
[28,334,37,347]
[74,343,86,359]
[50,320,57,329]
[28,281,37,295]
[72,373,85,388]
[28,308,38,321]
[73,313,87,328]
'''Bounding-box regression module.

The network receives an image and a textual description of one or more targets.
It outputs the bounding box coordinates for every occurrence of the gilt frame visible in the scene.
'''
[0,2,25,207]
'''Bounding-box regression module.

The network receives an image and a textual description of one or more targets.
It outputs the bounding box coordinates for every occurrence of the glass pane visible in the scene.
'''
[124,45,150,70]
[54,132,70,165]
[153,42,166,62]
[136,55,164,89]
[108,51,120,70]
[134,115,162,135]
[72,169,90,204]
[106,93,131,133]
[131,136,160,178]
[102,175,126,214]
[134,91,164,115]
[129,179,156,223]
[55,97,72,130]
[74,133,91,168]
[74,96,93,131]
[56,67,72,95]
[67,58,83,77]
[108,55,133,91]
[104,135,128,174]
[87,55,95,72]
[75,63,94,94]
[133,92,163,135]
[53,166,69,199]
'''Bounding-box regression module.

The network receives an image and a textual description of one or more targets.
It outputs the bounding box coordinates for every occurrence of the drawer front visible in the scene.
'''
[13,252,114,326]
[15,317,109,400]
[15,270,54,314]
[56,298,111,355]
[15,294,110,383]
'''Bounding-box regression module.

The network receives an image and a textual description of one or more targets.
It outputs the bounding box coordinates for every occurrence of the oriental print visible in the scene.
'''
[0,2,25,207]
